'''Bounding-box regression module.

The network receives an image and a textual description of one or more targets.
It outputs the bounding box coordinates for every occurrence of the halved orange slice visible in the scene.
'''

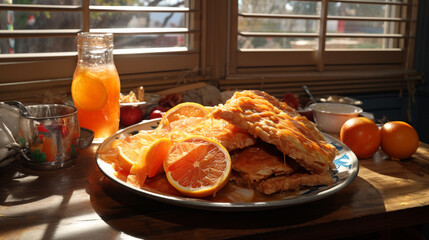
[164,136,231,198]
[71,71,108,111]
[157,102,209,132]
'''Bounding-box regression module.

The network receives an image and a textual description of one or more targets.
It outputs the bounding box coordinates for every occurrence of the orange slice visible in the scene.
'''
[71,71,108,111]
[130,138,173,186]
[117,145,139,172]
[164,136,231,198]
[157,102,209,132]
[111,131,163,172]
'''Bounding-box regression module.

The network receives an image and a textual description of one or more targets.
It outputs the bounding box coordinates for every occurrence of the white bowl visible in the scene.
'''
[309,102,363,133]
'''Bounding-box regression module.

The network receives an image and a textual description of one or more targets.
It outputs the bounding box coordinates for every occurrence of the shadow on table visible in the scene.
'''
[0,158,88,206]
[362,148,429,177]
[87,164,386,240]
[0,153,97,239]
[0,144,100,208]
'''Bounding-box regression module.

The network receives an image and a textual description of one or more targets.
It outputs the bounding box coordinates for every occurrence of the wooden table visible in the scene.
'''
[1,142,429,240]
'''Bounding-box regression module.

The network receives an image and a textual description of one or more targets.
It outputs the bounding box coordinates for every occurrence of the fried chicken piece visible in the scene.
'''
[231,142,296,183]
[211,90,337,173]
[255,172,334,195]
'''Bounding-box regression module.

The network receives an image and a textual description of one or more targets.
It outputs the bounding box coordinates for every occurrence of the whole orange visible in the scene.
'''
[380,121,419,159]
[340,117,381,159]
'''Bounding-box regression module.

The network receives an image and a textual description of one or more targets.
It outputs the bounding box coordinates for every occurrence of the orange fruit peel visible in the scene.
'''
[340,117,381,159]
[164,136,231,198]
[380,121,419,159]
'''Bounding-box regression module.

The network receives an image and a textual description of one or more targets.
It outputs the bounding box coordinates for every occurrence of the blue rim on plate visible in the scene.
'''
[96,119,359,212]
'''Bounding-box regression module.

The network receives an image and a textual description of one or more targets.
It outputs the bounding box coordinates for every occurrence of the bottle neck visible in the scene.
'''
[77,32,115,67]
[78,47,114,67]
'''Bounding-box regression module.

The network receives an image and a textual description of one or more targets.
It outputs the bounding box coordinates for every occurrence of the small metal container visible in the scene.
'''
[17,104,93,170]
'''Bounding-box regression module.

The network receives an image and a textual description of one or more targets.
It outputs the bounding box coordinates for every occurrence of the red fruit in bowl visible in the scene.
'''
[149,109,165,119]
[152,105,170,112]
[120,106,143,126]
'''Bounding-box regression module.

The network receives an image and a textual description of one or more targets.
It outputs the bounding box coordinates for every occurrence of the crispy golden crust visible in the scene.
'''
[231,143,296,183]
[211,90,338,173]
[255,171,334,195]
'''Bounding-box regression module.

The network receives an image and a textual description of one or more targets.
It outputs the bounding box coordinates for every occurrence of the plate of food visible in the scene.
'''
[96,90,359,211]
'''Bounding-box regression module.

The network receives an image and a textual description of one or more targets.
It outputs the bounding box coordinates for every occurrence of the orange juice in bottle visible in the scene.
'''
[72,32,120,141]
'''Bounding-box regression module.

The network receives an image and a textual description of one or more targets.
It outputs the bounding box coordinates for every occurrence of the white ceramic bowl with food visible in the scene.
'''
[309,102,363,133]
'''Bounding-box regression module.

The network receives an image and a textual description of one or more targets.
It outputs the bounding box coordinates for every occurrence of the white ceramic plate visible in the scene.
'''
[96,119,359,211]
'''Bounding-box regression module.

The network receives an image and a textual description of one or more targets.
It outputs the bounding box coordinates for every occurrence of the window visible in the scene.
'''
[0,0,422,103]
[222,0,421,98]
[0,0,200,102]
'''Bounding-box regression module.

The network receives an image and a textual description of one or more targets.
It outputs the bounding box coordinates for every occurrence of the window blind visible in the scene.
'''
[223,0,421,98]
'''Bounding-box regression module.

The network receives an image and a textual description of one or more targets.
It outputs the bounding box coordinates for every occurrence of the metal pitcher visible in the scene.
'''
[1,102,94,170]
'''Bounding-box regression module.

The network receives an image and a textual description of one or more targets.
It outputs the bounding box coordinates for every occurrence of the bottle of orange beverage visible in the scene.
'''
[72,32,120,141]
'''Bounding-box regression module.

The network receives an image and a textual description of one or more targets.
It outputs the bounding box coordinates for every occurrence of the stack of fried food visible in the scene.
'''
[211,90,338,194]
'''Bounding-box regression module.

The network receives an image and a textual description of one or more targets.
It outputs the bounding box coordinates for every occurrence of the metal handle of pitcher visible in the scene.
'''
[6,142,31,161]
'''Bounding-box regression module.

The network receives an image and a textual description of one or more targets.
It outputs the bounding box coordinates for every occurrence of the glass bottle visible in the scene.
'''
[71,32,121,141]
